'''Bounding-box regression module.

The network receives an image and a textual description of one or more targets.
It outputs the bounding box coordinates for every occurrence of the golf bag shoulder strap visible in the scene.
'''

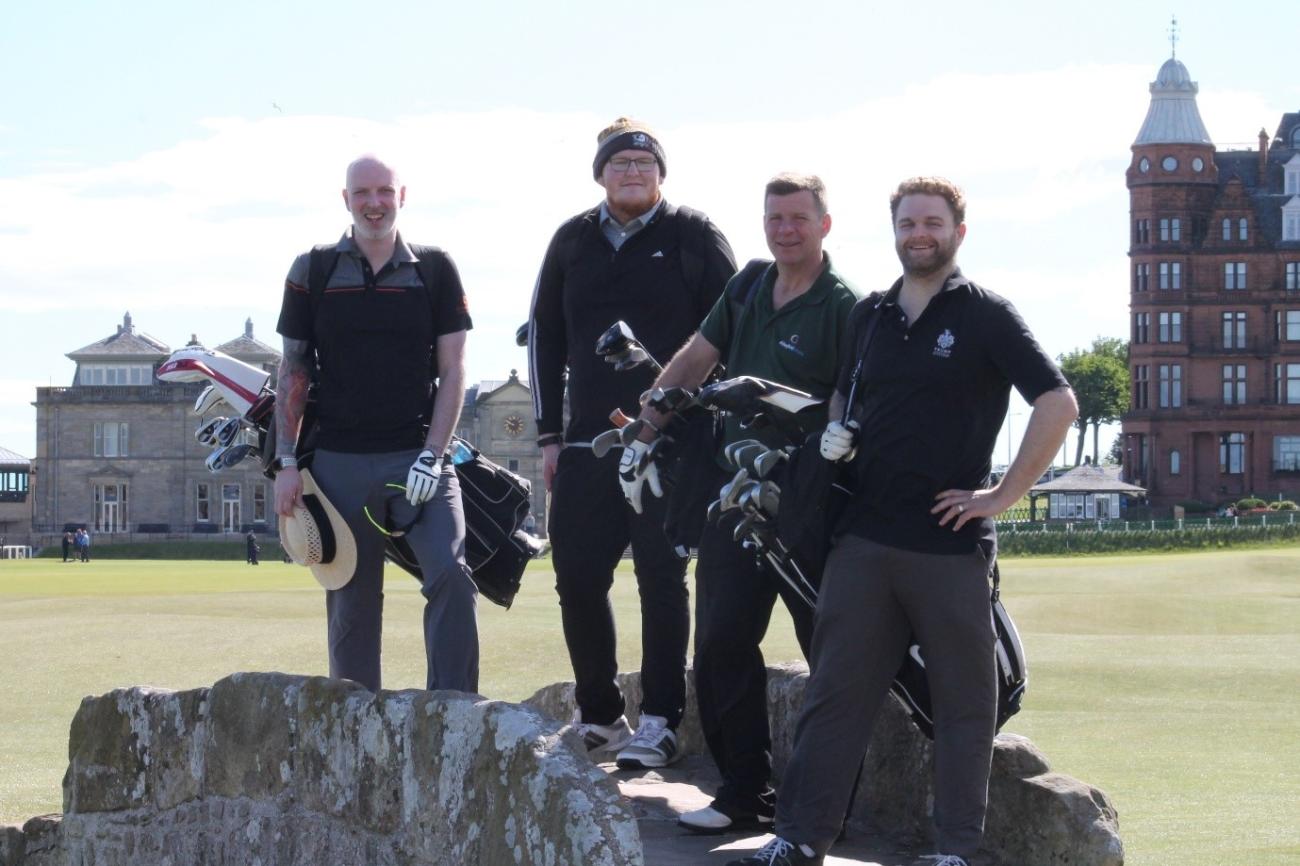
[839,291,888,426]
[672,203,712,294]
[716,258,771,356]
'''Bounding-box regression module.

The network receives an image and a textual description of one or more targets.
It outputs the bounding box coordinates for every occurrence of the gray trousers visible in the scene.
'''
[313,448,479,695]
[776,535,995,859]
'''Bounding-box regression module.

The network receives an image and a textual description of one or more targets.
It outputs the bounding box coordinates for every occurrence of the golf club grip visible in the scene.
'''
[609,408,632,428]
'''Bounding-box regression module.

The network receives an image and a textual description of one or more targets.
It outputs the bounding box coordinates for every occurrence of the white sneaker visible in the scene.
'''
[678,801,774,835]
[916,856,970,866]
[572,711,633,754]
[615,713,679,769]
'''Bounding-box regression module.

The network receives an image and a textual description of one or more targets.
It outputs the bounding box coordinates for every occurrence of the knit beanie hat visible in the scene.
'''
[593,117,666,180]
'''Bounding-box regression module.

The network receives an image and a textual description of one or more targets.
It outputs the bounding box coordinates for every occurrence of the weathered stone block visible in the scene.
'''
[204,672,303,800]
[0,825,25,866]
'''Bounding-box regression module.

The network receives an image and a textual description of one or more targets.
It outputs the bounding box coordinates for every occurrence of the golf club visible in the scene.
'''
[753,448,788,479]
[195,417,228,447]
[193,386,228,416]
[214,416,244,448]
[204,447,229,474]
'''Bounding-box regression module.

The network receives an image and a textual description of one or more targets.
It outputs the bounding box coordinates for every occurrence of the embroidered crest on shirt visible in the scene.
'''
[933,329,956,358]
[779,333,806,358]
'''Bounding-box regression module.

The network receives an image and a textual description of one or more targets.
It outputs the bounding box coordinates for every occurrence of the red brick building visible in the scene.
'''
[1122,55,1300,508]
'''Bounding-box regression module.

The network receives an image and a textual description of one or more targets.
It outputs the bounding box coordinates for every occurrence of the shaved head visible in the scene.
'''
[346,154,400,188]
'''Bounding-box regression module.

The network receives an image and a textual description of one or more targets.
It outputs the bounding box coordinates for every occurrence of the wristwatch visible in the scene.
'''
[273,455,298,472]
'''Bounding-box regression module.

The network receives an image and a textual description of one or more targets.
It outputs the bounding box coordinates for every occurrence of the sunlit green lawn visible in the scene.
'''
[1,550,1298,865]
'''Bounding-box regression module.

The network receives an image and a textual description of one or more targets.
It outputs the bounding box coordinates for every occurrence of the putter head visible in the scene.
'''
[753,448,788,479]
[592,428,623,458]
[195,416,228,447]
[515,322,530,347]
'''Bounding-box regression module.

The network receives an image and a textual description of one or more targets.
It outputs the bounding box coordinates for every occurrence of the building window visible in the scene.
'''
[1159,262,1181,290]
[1286,202,1300,242]
[1133,312,1150,343]
[1276,436,1300,472]
[1220,433,1246,475]
[0,471,29,501]
[1287,263,1299,291]
[507,459,520,473]
[1159,218,1181,242]
[1157,311,1182,343]
[1224,262,1247,290]
[1222,364,1247,405]
[197,483,211,522]
[1133,365,1149,409]
[1223,311,1247,349]
[79,364,154,386]
[1158,364,1182,408]
[93,422,129,457]
[1238,218,1248,241]
[93,483,128,533]
[1221,218,1231,241]
[1170,449,1181,475]
[1279,310,1300,342]
[1134,219,1150,244]
[1134,263,1150,292]
[253,484,267,523]
[1286,153,1300,193]
[1277,363,1300,405]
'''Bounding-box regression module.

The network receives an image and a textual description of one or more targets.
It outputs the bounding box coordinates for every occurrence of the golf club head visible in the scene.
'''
[592,428,623,458]
[723,439,764,468]
[717,469,750,511]
[613,345,656,373]
[731,444,768,475]
[193,386,228,417]
[706,499,722,524]
[732,513,758,543]
[195,416,229,447]
[214,416,244,448]
[205,446,229,474]
[757,481,781,518]
[753,448,788,479]
[595,320,636,359]
[736,481,764,516]
[618,419,648,447]
[217,442,258,470]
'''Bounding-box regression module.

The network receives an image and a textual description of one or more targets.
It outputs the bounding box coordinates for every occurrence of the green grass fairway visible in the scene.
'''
[2,550,1298,865]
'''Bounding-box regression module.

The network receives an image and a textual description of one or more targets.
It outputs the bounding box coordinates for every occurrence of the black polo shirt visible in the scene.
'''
[277,231,473,453]
[835,269,1067,555]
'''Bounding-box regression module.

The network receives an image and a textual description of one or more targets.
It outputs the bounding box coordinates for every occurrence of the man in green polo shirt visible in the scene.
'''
[622,173,859,833]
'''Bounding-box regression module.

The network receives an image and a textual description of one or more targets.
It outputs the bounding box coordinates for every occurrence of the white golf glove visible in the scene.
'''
[618,440,663,514]
[819,420,859,462]
[406,449,444,505]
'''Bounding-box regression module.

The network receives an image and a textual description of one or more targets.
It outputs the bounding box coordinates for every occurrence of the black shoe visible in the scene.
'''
[724,836,822,865]
[677,799,774,835]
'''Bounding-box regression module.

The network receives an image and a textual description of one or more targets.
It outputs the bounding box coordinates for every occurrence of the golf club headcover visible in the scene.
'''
[618,439,663,514]
[406,449,443,505]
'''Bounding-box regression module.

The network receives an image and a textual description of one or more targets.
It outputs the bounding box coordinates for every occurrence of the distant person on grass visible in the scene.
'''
[246,530,260,566]
[273,154,478,694]
[729,177,1077,866]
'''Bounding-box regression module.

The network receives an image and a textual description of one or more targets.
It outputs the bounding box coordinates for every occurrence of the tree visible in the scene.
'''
[1058,338,1129,466]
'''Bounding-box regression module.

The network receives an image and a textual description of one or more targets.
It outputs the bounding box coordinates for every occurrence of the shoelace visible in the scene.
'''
[627,716,667,748]
[920,856,968,866]
[753,837,798,864]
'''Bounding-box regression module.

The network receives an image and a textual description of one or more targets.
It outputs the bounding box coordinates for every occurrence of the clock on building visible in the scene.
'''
[503,414,525,437]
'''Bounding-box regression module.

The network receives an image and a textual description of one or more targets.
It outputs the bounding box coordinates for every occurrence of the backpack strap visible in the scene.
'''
[839,292,887,425]
[306,244,342,319]
[673,204,709,296]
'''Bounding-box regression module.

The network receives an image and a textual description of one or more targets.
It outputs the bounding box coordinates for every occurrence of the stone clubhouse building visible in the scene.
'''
[29,313,544,547]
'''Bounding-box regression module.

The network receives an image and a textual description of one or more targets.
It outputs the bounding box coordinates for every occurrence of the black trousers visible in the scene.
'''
[694,513,815,813]
[549,446,689,728]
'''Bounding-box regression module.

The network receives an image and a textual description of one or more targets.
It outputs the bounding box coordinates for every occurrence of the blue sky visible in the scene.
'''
[2,0,1298,462]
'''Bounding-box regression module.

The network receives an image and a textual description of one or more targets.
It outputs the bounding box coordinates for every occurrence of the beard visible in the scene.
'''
[352,212,396,242]
[896,232,959,277]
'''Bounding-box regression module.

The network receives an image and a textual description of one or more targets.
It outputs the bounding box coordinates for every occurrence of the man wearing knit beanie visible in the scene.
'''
[529,118,736,769]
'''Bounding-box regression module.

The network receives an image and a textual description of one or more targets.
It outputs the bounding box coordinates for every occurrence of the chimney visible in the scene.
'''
[245,318,254,339]
[1259,128,1269,179]
[123,311,133,334]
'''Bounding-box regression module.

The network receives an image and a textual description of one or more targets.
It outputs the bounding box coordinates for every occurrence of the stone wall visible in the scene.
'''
[527,665,1124,866]
[0,673,641,866]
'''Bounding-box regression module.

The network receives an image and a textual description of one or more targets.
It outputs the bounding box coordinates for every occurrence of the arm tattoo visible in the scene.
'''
[276,338,312,458]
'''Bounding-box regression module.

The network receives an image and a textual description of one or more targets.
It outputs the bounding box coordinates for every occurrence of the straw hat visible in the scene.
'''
[279,468,357,590]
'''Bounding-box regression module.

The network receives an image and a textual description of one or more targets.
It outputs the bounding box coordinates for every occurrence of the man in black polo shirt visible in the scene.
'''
[730,177,1076,866]
[528,118,736,767]
[273,154,478,695]
[627,173,858,833]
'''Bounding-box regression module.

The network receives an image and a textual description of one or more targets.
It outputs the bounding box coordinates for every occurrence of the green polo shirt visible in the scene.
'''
[699,253,860,460]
